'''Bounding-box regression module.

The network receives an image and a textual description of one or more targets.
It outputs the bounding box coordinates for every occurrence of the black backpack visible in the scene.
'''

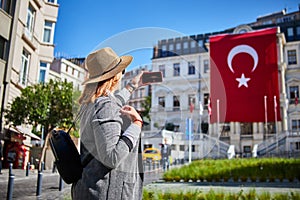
[49,130,93,184]
[49,107,93,184]
[49,130,79,184]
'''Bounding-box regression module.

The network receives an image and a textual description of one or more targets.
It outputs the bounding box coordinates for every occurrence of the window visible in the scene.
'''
[287,27,294,37]
[47,0,57,3]
[139,88,144,98]
[159,65,165,77]
[133,90,138,99]
[0,36,6,60]
[161,44,167,57]
[203,93,209,106]
[198,40,203,47]
[39,62,47,83]
[158,97,165,108]
[173,96,180,111]
[243,146,251,153]
[188,94,196,107]
[240,122,252,135]
[192,145,195,152]
[169,44,174,52]
[190,40,196,48]
[290,86,299,104]
[287,50,297,65]
[179,145,185,151]
[188,94,195,112]
[188,61,195,75]
[176,43,181,50]
[183,41,188,49]
[296,142,300,150]
[1,0,13,14]
[43,21,55,43]
[297,26,300,36]
[20,49,30,86]
[292,119,300,131]
[204,59,209,73]
[173,63,180,76]
[26,4,35,38]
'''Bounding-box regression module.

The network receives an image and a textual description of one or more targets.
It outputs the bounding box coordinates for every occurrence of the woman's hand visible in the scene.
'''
[125,72,144,93]
[130,71,143,88]
[120,105,143,127]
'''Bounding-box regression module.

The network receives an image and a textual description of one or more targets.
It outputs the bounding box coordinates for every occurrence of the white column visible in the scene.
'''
[278,33,288,132]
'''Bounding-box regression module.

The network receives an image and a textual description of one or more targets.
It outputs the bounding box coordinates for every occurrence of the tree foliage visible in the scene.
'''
[5,79,79,138]
[141,95,151,121]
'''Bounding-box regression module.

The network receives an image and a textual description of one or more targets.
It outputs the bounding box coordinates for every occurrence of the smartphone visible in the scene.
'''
[141,72,163,85]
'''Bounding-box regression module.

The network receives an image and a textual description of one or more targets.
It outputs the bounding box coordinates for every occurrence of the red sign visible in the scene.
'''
[210,28,281,123]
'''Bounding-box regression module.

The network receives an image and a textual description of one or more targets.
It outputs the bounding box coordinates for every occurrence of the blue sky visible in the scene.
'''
[54,0,299,70]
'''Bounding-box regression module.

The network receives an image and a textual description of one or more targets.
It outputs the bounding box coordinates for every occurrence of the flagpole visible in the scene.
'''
[295,91,299,133]
[264,96,268,156]
[217,99,220,158]
[189,102,193,164]
[274,96,278,154]
[189,118,192,163]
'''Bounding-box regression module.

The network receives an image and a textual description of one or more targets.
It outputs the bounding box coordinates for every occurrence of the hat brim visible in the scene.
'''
[82,55,133,85]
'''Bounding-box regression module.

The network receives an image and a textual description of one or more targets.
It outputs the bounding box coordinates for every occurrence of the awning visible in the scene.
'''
[9,126,41,140]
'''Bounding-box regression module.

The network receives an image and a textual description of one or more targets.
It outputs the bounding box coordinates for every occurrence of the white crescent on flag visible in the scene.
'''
[227,44,258,73]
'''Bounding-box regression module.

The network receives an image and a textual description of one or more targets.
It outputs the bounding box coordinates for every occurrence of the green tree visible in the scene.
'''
[141,95,151,121]
[5,79,78,139]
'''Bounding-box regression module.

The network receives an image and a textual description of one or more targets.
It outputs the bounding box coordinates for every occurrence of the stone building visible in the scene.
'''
[0,0,59,168]
[150,8,300,157]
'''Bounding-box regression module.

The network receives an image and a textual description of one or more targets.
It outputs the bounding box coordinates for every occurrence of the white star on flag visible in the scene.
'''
[236,73,250,88]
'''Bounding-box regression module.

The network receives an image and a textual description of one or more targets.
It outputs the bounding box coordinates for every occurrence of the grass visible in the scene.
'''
[163,158,300,182]
[143,189,300,200]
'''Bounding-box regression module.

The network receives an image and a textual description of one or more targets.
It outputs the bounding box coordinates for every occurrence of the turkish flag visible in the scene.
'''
[210,28,281,123]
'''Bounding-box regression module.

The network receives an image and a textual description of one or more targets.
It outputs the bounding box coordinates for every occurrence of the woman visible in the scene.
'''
[72,47,144,200]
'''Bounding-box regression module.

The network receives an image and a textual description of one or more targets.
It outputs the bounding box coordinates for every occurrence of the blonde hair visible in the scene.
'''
[79,72,121,104]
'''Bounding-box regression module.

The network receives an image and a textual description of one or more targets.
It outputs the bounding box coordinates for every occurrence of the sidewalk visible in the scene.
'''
[0,168,71,199]
[0,168,55,182]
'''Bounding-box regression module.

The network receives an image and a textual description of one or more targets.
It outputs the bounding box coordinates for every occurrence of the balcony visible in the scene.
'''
[22,27,36,51]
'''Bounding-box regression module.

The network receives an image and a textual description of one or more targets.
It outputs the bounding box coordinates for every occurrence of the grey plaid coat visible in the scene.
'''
[71,88,144,200]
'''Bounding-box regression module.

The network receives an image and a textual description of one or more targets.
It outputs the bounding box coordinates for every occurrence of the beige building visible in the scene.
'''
[0,0,59,169]
[0,0,59,132]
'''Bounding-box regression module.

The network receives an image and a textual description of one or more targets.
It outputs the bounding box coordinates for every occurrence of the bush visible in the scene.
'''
[143,189,300,200]
[163,158,300,182]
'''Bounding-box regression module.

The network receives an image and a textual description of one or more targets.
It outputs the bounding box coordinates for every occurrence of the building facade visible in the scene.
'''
[151,8,300,157]
[0,0,59,133]
[0,0,59,168]
[48,57,86,91]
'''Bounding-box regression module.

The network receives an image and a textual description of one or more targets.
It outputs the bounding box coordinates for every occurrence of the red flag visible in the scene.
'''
[190,103,194,113]
[295,91,298,106]
[210,28,281,123]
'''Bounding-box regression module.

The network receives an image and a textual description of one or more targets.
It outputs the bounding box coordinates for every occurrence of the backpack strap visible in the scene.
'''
[81,143,94,168]
[82,153,94,168]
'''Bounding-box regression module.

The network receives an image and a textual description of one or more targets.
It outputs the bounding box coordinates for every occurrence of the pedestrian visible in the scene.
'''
[161,138,171,171]
[71,47,144,200]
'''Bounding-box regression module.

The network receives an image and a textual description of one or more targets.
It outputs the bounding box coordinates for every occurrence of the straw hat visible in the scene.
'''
[82,47,133,85]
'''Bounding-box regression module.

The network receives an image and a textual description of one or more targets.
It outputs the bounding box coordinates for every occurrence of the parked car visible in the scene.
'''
[142,147,161,162]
